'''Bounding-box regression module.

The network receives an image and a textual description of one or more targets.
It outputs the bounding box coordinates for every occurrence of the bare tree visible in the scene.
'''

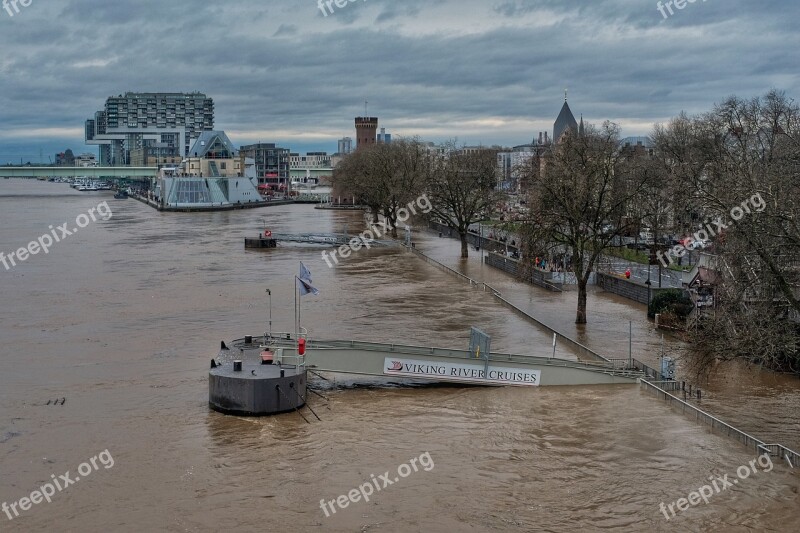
[426,143,501,258]
[331,139,429,236]
[658,90,800,373]
[520,122,654,324]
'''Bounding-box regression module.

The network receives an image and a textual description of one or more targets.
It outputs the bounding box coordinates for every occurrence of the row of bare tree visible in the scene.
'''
[518,90,800,372]
[653,90,800,374]
[332,139,502,256]
[332,90,800,373]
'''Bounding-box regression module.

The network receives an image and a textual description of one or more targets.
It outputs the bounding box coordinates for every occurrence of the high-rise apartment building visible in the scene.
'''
[85,92,214,165]
[377,128,392,144]
[337,137,353,155]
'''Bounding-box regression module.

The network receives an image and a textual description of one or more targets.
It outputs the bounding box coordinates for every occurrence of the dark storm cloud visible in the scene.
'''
[0,0,798,161]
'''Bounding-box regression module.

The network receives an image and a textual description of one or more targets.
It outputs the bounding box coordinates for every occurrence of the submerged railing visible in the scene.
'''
[641,379,798,467]
[408,247,610,363]
[232,333,642,379]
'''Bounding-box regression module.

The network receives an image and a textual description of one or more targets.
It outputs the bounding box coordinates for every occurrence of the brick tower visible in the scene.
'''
[355,117,378,150]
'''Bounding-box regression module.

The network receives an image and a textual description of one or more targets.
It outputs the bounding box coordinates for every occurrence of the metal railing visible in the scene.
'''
[233,334,641,379]
[409,247,500,295]
[609,358,661,380]
[409,247,610,363]
[641,379,798,467]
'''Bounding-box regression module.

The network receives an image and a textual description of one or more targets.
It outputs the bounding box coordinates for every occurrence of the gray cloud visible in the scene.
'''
[0,0,798,162]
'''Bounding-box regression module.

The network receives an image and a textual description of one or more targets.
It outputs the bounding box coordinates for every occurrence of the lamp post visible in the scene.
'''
[265,288,272,341]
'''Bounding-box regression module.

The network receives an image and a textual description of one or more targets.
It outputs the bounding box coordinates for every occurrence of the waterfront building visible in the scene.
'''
[129,147,182,168]
[74,153,98,167]
[55,151,74,166]
[289,152,333,184]
[85,92,214,165]
[185,131,243,177]
[290,152,332,169]
[239,143,290,186]
[152,131,262,208]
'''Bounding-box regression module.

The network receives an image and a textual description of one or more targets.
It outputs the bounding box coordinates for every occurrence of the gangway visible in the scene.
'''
[219,333,643,387]
[245,233,396,249]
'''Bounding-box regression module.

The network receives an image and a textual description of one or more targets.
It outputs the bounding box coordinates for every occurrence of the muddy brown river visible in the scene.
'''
[1,179,798,532]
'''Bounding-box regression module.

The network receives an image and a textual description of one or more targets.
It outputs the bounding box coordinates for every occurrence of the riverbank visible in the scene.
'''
[412,226,800,451]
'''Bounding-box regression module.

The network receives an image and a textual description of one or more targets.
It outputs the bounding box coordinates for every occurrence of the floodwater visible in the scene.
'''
[0,179,798,532]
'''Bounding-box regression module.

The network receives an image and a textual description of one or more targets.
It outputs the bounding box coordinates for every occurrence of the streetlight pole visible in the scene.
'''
[265,288,272,341]
[480,223,484,265]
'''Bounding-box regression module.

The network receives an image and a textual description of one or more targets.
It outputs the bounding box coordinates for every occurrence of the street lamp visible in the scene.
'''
[265,288,272,341]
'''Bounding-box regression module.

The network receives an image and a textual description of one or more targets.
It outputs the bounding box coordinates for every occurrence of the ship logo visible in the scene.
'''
[387,361,403,371]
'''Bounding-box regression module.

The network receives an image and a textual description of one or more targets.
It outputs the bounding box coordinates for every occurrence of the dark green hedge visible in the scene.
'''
[649,289,693,319]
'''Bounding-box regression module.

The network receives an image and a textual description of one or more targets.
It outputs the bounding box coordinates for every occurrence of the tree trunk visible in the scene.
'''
[460,232,469,258]
[391,216,398,238]
[576,278,588,324]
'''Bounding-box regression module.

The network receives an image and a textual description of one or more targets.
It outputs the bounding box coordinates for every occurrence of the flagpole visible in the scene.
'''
[298,277,302,339]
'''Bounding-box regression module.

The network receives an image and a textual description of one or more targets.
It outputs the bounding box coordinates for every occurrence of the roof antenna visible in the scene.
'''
[565,88,568,102]
[365,99,368,116]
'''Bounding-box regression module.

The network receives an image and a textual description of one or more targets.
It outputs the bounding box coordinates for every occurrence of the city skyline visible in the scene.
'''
[1,0,798,163]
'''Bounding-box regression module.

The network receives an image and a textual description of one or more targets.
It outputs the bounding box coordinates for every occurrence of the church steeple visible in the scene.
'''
[553,93,578,142]
[579,114,584,136]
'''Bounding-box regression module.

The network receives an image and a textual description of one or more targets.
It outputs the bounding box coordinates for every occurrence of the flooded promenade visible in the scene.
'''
[0,179,798,532]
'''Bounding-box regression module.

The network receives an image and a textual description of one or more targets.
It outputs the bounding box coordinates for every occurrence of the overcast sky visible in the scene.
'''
[0,0,798,163]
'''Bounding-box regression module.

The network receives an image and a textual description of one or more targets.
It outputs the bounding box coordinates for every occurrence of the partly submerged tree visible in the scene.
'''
[520,122,656,324]
[656,90,800,374]
[426,143,502,258]
[331,138,430,236]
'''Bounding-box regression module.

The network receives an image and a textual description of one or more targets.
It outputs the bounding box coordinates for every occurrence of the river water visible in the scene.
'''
[0,179,798,532]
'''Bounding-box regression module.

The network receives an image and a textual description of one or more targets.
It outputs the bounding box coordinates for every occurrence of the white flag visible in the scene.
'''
[297,262,319,296]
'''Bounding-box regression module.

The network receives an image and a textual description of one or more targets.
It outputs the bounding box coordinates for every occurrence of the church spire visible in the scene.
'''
[579,114,584,136]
